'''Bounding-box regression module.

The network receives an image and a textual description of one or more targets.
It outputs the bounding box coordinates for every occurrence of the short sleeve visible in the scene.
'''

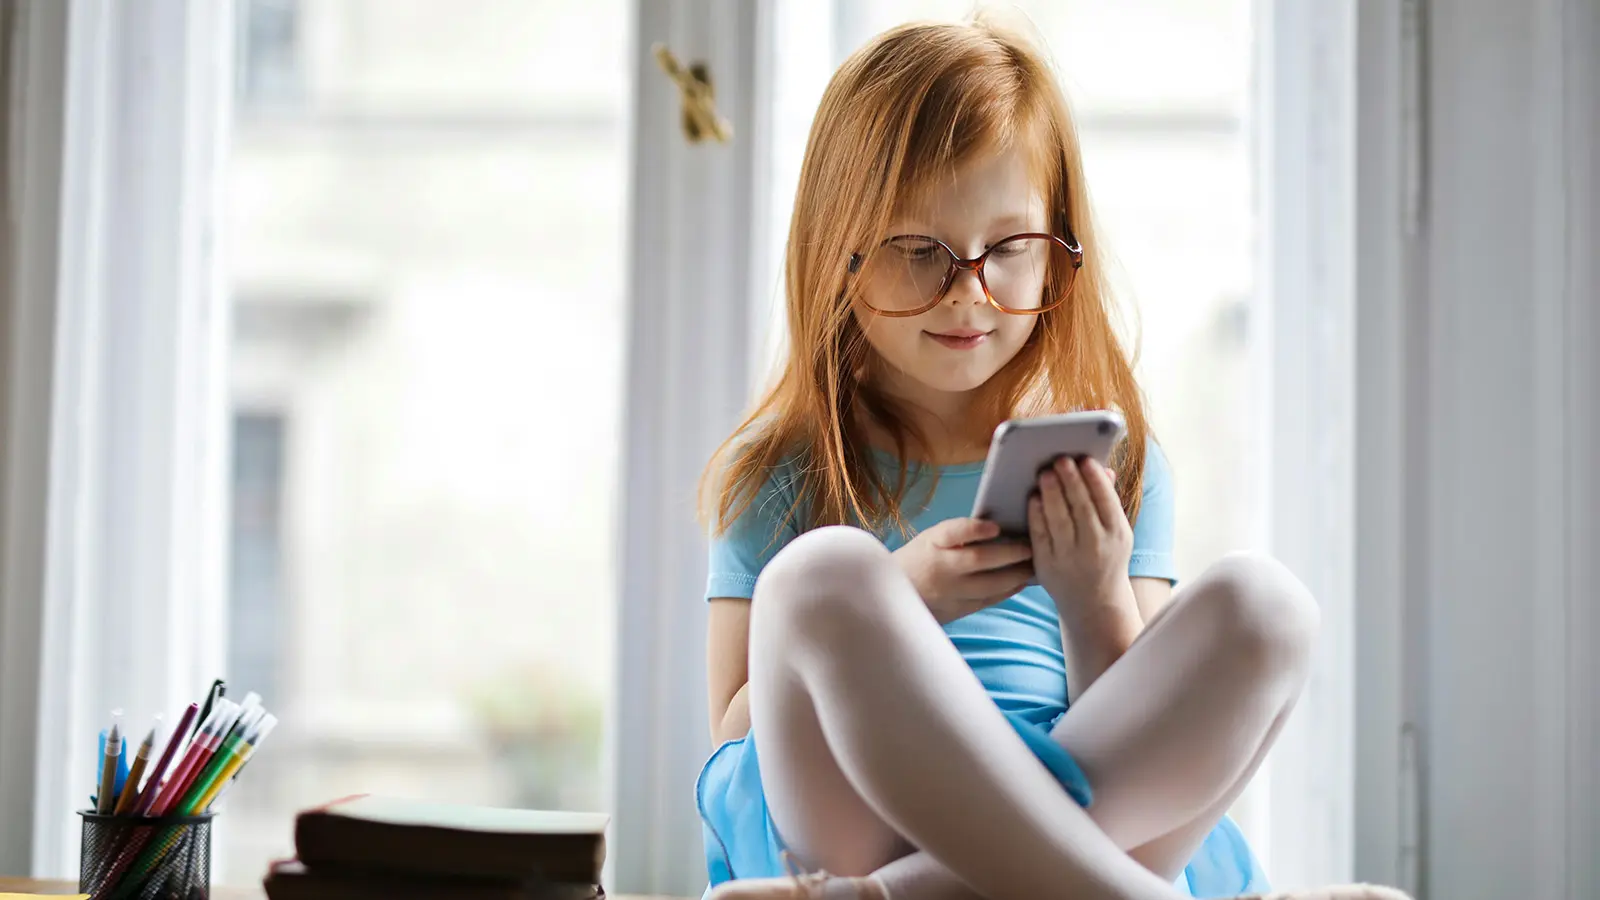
[705,466,803,600]
[1128,440,1177,584]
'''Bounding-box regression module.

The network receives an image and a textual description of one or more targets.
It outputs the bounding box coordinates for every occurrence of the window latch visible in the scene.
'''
[652,43,733,145]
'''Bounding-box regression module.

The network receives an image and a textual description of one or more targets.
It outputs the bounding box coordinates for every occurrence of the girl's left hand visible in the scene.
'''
[1027,456,1137,627]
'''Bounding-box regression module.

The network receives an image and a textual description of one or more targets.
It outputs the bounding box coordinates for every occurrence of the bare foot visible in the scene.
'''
[709,873,888,900]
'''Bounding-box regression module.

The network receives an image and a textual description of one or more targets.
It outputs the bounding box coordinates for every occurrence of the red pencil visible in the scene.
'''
[129,702,197,816]
[148,700,233,816]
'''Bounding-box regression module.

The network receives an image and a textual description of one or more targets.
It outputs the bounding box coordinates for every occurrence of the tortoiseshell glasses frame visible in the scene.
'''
[846,231,1084,317]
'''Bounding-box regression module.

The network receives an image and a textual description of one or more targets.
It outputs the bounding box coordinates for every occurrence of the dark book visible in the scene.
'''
[293,795,609,884]
[263,859,603,900]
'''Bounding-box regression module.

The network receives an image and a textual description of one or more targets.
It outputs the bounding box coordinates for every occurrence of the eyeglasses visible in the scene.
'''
[847,232,1084,317]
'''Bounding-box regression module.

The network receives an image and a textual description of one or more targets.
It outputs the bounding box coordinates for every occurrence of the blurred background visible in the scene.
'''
[223,0,629,870]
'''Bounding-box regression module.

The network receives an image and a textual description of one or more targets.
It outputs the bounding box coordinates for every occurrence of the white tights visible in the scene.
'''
[746,526,1318,900]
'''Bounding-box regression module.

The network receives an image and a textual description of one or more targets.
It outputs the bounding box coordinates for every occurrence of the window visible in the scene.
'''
[228,412,288,709]
[235,0,303,109]
[222,0,630,881]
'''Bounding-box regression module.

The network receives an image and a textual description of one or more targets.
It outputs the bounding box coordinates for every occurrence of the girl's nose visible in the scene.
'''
[944,267,986,306]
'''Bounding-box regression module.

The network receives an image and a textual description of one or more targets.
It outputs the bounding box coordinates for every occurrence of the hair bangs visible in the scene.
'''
[891,53,1015,203]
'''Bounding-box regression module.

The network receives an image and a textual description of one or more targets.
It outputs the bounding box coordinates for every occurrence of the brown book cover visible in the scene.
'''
[263,860,603,900]
[293,795,609,884]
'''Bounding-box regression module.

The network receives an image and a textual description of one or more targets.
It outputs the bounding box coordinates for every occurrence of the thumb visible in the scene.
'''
[933,517,1001,548]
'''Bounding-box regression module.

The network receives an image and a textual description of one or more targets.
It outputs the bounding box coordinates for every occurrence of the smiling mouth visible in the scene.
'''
[925,330,993,350]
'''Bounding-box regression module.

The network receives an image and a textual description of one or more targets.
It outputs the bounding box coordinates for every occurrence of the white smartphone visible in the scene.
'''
[971,410,1127,538]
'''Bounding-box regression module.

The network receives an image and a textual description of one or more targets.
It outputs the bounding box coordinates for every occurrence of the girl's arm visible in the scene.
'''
[1130,577,1173,624]
[1061,578,1172,701]
[707,597,753,744]
[1059,584,1143,704]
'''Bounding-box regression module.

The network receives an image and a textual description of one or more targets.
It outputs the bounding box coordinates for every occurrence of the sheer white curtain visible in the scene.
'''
[0,0,67,874]
[0,0,232,878]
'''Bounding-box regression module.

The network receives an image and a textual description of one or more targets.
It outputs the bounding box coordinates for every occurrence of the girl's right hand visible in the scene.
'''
[892,518,1035,624]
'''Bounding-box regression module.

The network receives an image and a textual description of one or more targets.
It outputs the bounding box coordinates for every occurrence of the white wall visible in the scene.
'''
[1357,1,1598,897]
[1419,1,1597,897]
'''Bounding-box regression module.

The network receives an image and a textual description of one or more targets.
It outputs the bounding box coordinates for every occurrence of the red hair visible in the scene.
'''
[703,17,1151,536]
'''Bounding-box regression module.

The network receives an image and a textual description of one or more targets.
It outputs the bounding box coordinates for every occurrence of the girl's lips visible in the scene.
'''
[926,330,992,350]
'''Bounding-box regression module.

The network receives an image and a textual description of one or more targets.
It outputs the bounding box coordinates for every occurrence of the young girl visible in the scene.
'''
[695,18,1403,900]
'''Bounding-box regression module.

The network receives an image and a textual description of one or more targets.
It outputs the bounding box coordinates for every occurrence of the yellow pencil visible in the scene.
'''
[95,715,122,815]
[193,713,276,812]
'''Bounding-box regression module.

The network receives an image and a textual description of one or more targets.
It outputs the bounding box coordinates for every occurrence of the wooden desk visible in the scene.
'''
[0,876,260,897]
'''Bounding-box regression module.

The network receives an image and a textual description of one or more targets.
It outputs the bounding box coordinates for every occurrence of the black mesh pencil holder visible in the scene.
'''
[79,811,213,900]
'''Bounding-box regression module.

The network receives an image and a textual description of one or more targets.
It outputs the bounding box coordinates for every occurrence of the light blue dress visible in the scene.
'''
[696,443,1269,898]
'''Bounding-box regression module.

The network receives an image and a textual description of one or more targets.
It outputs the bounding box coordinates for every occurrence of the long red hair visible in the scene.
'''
[703,17,1151,537]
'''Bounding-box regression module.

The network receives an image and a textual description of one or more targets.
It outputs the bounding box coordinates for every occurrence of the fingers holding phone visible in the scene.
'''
[1027,456,1135,625]
[892,517,1035,624]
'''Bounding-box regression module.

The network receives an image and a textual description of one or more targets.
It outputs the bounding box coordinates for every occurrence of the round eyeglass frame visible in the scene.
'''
[846,231,1084,317]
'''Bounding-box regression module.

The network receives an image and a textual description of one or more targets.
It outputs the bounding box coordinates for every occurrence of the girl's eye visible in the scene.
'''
[990,242,1027,257]
[892,243,942,262]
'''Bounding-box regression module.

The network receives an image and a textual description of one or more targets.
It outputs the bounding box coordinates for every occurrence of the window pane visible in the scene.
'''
[236,0,304,109]
[222,0,628,881]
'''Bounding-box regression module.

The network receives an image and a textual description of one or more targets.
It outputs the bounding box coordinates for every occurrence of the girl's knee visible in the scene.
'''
[1192,551,1319,672]
[751,526,901,639]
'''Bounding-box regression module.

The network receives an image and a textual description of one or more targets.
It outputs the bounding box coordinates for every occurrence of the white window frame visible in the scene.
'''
[1253,0,1359,890]
[1350,0,1413,891]
[611,0,774,895]
[0,0,233,879]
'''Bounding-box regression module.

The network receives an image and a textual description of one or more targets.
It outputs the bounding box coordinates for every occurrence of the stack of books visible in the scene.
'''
[263,795,609,900]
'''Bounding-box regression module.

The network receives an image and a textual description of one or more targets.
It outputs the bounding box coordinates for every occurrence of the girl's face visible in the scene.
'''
[853,149,1046,408]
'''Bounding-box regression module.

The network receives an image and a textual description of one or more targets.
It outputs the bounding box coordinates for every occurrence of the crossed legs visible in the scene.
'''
[728,526,1316,900]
